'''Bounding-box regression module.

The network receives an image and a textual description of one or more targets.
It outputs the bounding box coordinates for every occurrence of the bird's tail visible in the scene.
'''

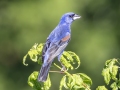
[37,62,52,82]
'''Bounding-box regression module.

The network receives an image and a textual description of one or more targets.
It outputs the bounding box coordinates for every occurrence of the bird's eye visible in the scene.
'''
[69,14,75,18]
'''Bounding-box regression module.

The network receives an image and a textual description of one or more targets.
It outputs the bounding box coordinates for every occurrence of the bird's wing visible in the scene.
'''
[42,32,70,64]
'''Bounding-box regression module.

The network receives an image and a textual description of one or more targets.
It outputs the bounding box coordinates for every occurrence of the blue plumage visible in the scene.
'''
[38,12,81,82]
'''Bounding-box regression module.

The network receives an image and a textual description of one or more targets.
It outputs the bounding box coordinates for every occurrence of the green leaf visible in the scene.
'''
[28,71,51,90]
[59,75,68,90]
[67,51,80,69]
[72,74,84,89]
[28,43,43,62]
[79,73,92,86]
[59,73,92,90]
[28,50,38,62]
[60,54,74,70]
[102,59,119,85]
[111,65,118,80]
[60,51,80,70]
[36,43,44,55]
[110,82,118,90]
[96,86,108,90]
[28,71,41,90]
[105,59,117,68]
[23,54,28,66]
[102,68,111,85]
[23,43,44,66]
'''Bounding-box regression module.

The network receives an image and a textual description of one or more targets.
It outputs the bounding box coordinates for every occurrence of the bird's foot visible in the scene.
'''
[61,66,66,72]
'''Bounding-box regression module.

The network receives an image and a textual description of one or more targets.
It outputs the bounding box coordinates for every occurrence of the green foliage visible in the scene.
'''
[60,51,80,70]
[23,43,92,90]
[60,73,92,90]
[28,71,51,90]
[23,43,120,90]
[102,59,118,83]
[1,0,120,90]
[102,59,120,90]
[23,43,44,66]
[28,71,41,90]
[95,59,120,90]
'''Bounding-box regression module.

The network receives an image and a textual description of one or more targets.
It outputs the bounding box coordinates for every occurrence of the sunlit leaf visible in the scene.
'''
[60,51,80,70]
[63,51,74,62]
[23,54,28,66]
[59,73,92,90]
[28,71,51,90]
[110,82,118,90]
[67,75,75,89]
[59,75,68,90]
[23,43,44,66]
[72,74,84,89]
[105,59,117,68]
[67,51,80,69]
[36,43,44,55]
[28,71,42,90]
[111,65,118,80]
[102,59,119,85]
[60,54,73,70]
[28,43,43,62]
[96,86,108,90]
[102,68,111,85]
[28,50,38,62]
[79,73,92,86]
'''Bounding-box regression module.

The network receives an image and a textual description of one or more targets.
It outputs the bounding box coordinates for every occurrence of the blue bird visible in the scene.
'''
[38,12,81,82]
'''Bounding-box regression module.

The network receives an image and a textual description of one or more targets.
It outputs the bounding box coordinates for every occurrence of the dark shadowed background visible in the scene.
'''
[0,0,120,90]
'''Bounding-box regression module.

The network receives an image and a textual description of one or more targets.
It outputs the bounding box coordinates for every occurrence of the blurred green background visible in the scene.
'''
[0,0,120,90]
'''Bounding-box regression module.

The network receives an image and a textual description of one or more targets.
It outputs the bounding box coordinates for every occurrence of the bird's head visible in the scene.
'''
[60,12,81,24]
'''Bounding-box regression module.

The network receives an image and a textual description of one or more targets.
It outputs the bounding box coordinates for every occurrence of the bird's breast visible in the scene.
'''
[61,34,71,42]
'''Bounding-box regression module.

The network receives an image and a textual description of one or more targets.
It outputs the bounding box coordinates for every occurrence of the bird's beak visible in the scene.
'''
[73,14,81,20]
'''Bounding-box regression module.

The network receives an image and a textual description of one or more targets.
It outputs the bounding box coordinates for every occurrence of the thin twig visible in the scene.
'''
[49,70,65,74]
[53,63,71,76]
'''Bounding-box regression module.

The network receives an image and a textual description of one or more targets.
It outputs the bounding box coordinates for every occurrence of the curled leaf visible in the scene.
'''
[28,71,51,90]
[60,51,80,70]
[23,54,28,66]
[67,51,80,69]
[23,43,44,66]
[60,54,73,70]
[59,75,68,90]
[28,71,41,90]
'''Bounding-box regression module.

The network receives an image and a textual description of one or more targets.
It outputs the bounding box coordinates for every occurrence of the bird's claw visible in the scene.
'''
[61,66,66,72]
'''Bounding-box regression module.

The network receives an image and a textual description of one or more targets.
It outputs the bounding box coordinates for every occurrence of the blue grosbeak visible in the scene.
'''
[38,12,81,82]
